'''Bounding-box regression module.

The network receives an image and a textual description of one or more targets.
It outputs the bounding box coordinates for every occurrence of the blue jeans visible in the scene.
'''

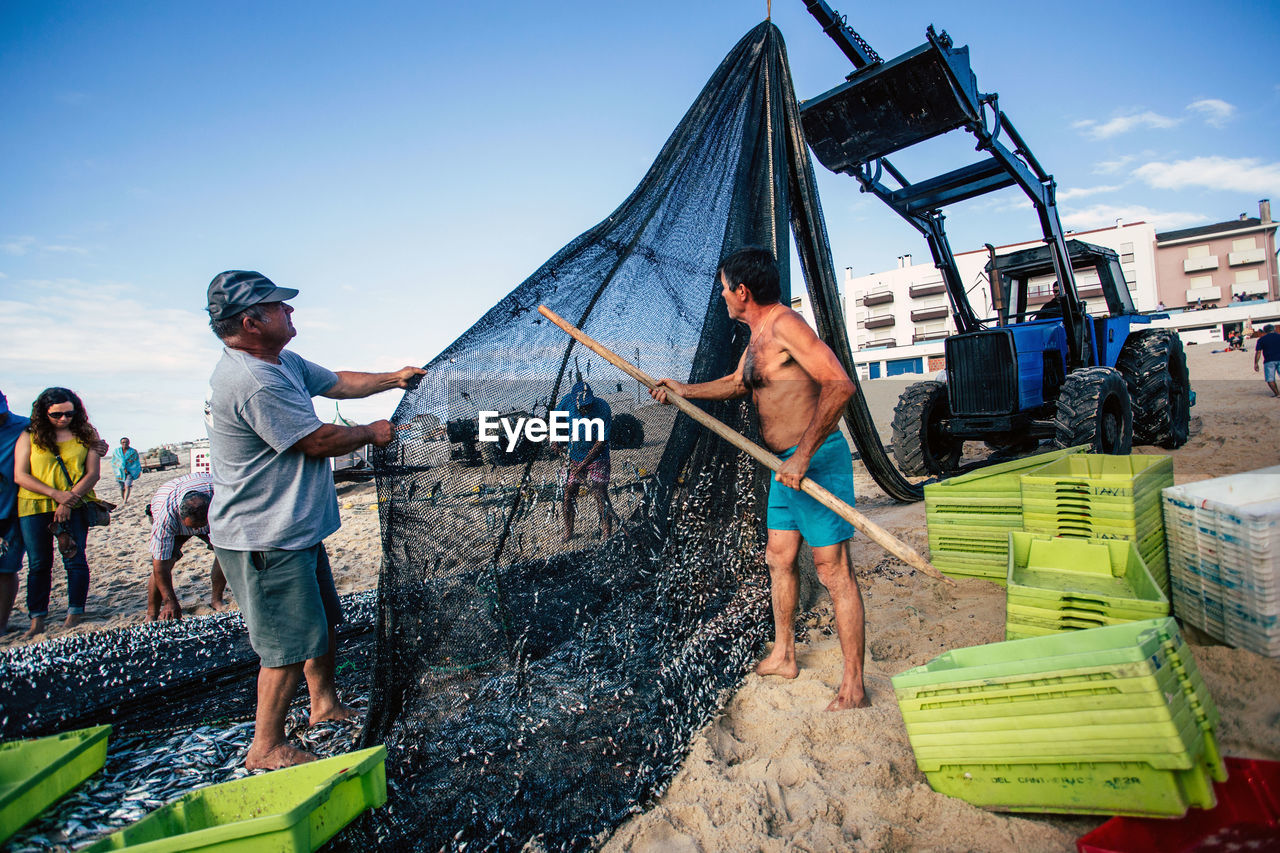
[19,508,90,618]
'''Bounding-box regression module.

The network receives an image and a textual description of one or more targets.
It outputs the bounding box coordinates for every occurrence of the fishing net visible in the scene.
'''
[355,21,875,851]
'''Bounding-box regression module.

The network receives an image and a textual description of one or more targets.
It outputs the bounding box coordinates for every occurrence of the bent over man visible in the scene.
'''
[652,248,868,710]
[146,470,227,620]
[205,270,424,769]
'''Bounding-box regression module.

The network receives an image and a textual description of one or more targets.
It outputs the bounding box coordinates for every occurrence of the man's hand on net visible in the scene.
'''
[392,367,427,390]
[368,420,395,447]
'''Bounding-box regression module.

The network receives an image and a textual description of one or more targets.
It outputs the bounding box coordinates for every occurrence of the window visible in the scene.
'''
[1232,237,1257,252]
[1235,270,1261,283]
[1120,242,1135,265]
[790,297,803,309]
[1189,275,1214,289]
[1187,245,1210,259]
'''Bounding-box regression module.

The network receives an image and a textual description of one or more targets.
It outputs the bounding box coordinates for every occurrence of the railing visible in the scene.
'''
[910,306,949,322]
[909,281,946,298]
[1184,256,1219,273]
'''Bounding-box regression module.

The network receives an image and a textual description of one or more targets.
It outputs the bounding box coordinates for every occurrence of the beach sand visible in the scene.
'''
[3,345,1278,851]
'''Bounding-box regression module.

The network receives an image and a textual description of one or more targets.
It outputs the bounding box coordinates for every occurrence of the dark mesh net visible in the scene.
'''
[356,21,861,851]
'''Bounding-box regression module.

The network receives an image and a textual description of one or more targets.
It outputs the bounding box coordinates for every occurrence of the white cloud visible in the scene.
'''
[1074,112,1181,140]
[1187,98,1236,127]
[2,236,35,256]
[0,236,90,257]
[0,280,221,377]
[1133,156,1280,193]
[1060,204,1207,231]
[1058,185,1123,201]
[1094,156,1138,175]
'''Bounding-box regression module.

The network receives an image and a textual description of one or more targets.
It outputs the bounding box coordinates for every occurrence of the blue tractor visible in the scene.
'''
[798,2,1191,477]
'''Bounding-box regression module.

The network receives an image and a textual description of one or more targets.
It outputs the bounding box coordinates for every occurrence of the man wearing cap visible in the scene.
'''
[0,390,32,633]
[553,380,614,542]
[205,270,425,770]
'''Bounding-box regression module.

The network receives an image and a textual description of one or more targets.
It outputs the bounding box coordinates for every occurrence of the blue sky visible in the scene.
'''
[2,0,1278,450]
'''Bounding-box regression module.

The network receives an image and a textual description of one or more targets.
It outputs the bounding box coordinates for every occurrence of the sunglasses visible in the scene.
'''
[48,411,75,420]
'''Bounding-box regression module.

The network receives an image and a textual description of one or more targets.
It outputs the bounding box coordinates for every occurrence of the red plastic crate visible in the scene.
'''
[1077,756,1280,853]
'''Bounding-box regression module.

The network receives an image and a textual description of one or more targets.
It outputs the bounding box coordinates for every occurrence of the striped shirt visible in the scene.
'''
[148,472,213,560]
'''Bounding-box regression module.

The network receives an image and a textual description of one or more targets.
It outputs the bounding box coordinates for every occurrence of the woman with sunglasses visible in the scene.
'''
[12,387,103,638]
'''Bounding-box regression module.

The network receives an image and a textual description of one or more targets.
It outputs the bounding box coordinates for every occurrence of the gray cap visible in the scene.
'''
[206,271,299,320]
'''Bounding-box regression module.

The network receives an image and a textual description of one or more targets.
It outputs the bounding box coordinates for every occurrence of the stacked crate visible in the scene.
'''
[1019,455,1173,598]
[891,618,1225,817]
[1005,532,1169,640]
[1163,465,1280,657]
[924,447,1084,584]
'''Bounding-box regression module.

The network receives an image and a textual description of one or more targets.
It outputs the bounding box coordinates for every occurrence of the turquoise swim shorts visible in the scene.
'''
[767,431,856,547]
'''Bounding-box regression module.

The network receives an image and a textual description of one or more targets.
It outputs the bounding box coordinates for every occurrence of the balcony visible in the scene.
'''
[1231,281,1268,297]
[910,305,949,322]
[913,330,951,344]
[909,281,946,298]
[864,313,896,329]
[862,338,897,349]
[1184,256,1219,273]
[1229,248,1266,266]
[862,290,894,306]
[1185,285,1222,303]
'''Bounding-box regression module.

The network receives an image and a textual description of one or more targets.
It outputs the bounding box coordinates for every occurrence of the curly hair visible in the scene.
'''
[29,387,98,452]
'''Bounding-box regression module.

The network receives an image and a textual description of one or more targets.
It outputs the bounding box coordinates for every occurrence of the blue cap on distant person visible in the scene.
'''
[206,271,299,320]
[0,390,8,416]
[571,380,595,409]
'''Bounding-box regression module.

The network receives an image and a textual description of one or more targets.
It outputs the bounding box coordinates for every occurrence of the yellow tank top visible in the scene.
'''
[17,437,98,517]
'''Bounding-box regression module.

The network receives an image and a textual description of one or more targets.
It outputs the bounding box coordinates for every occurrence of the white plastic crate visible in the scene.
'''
[1163,466,1280,656]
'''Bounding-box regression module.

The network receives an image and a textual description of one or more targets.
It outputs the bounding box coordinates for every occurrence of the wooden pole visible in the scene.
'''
[538,305,952,585]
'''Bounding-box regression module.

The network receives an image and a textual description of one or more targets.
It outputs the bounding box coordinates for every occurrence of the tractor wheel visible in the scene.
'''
[1053,367,1133,454]
[892,381,963,477]
[1116,329,1191,449]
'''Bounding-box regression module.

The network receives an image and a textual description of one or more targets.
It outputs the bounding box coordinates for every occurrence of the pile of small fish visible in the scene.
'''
[1,593,377,850]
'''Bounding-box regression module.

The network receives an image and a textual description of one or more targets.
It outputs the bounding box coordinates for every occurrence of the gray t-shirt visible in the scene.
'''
[207,347,340,551]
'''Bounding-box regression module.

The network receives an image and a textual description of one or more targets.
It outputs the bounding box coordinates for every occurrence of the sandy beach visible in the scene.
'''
[3,344,1278,851]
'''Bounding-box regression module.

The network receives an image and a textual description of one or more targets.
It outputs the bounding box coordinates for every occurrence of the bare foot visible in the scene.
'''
[23,618,45,640]
[309,701,358,726]
[64,613,83,629]
[755,648,799,680]
[210,599,226,612]
[824,681,875,706]
[245,742,316,770]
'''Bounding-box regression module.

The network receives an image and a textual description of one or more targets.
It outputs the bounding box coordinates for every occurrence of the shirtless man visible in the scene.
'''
[651,248,868,710]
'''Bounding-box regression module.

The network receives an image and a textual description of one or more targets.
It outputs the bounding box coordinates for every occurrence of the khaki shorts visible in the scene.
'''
[215,543,343,668]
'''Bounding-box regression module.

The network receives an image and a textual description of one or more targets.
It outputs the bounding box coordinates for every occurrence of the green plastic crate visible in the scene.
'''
[916,755,1217,817]
[1019,454,1174,499]
[926,446,1087,496]
[897,669,1187,723]
[1007,532,1166,614]
[893,619,1215,716]
[83,745,387,853]
[0,725,111,844]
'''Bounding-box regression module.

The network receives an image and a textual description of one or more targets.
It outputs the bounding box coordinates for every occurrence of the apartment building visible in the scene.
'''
[1154,200,1277,309]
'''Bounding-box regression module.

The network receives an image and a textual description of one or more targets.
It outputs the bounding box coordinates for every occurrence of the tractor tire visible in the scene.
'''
[1053,367,1133,454]
[891,381,963,477]
[1116,329,1191,449]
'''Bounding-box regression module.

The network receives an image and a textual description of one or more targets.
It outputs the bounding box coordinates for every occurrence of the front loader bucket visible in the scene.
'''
[800,38,982,175]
